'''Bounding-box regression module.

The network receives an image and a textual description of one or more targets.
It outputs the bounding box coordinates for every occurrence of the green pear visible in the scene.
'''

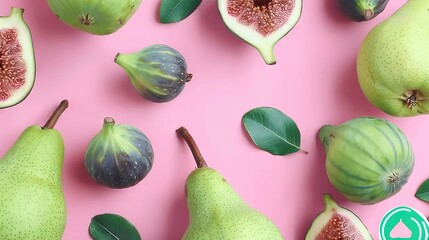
[176,127,284,240]
[357,0,429,117]
[0,100,69,239]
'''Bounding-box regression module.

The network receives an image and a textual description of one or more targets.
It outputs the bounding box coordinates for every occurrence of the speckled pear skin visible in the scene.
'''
[357,0,429,117]
[183,167,284,240]
[0,126,66,239]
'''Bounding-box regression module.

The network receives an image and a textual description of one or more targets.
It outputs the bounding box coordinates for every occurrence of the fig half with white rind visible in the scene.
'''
[0,8,35,109]
[47,0,142,35]
[218,0,302,65]
[305,194,373,240]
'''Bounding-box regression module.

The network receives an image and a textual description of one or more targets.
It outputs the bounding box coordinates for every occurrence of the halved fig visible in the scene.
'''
[0,8,35,109]
[305,194,373,240]
[218,0,302,65]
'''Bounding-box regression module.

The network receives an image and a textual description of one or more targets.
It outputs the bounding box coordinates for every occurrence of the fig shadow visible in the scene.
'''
[23,1,81,37]
[198,0,247,52]
[108,71,157,108]
[156,133,196,239]
[323,0,356,26]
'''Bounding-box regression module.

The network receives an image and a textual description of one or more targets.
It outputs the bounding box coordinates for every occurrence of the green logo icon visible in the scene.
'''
[380,206,429,240]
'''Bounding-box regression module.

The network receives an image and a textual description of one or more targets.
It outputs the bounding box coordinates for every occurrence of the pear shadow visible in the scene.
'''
[198,0,247,52]
[160,192,189,240]
[335,58,382,118]
[295,133,343,239]
[159,132,189,240]
[64,142,105,191]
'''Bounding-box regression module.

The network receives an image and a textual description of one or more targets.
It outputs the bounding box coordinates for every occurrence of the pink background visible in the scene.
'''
[0,0,427,239]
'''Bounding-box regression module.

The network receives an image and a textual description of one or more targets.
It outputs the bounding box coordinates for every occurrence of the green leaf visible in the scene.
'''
[89,213,141,240]
[242,107,306,156]
[415,179,429,202]
[160,0,202,23]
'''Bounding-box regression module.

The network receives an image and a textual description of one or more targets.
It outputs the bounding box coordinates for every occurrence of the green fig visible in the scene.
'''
[357,0,429,117]
[115,44,192,103]
[176,127,284,240]
[318,117,414,205]
[0,100,68,239]
[47,0,141,35]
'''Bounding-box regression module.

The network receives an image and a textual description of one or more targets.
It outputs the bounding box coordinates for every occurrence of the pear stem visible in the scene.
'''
[42,100,69,129]
[176,126,207,168]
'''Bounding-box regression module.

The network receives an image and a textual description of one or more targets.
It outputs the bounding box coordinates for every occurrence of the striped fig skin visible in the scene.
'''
[115,44,191,103]
[318,117,414,205]
[47,0,142,35]
[84,117,154,189]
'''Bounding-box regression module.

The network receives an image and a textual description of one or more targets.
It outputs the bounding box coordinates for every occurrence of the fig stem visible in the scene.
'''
[176,127,207,168]
[323,194,338,210]
[318,125,332,142]
[113,53,121,63]
[186,73,193,82]
[104,117,115,125]
[42,100,69,129]
[259,46,276,65]
[364,9,374,20]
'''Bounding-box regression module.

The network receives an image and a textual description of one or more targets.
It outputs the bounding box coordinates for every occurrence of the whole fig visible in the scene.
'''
[336,0,389,22]
[115,44,192,103]
[318,117,414,205]
[84,117,154,188]
[47,0,141,35]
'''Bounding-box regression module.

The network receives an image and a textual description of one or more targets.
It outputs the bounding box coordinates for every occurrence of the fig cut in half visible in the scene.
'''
[0,8,35,109]
[305,194,373,240]
[218,0,302,65]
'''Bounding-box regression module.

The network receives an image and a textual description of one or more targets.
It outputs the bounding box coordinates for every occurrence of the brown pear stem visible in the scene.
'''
[176,126,207,168]
[42,100,69,129]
